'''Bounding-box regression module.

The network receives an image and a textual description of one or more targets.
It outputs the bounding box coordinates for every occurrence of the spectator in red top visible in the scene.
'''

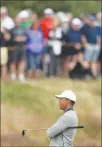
[40,8,54,41]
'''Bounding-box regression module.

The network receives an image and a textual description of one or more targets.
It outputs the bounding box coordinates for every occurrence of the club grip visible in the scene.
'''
[68,126,84,129]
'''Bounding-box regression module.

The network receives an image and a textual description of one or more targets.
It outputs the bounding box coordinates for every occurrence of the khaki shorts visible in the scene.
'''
[0,47,8,65]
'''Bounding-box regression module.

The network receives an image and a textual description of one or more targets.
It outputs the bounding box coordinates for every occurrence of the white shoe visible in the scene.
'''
[11,73,16,80]
[18,73,25,83]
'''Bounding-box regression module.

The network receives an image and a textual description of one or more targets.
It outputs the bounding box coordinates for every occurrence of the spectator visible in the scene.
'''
[48,16,63,77]
[0,31,8,80]
[62,18,82,77]
[0,6,14,80]
[25,20,45,79]
[80,14,90,33]
[81,16,101,78]
[17,10,31,29]
[30,12,38,24]
[40,8,54,77]
[66,12,73,26]
[40,8,54,40]
[7,16,27,81]
[0,6,15,31]
[60,14,69,35]
[96,12,102,75]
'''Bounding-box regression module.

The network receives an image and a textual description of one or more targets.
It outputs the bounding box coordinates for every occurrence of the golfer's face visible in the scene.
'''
[59,98,69,110]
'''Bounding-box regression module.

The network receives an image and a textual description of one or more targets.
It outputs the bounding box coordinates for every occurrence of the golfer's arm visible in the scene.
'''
[47,115,71,138]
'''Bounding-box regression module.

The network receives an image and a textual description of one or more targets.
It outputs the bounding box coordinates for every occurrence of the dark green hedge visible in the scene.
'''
[1,0,101,17]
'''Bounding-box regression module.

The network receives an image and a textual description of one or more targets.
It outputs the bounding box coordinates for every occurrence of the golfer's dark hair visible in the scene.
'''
[70,100,75,106]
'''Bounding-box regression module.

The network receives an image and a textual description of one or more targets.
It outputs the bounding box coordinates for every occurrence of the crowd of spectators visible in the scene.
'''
[0,6,102,82]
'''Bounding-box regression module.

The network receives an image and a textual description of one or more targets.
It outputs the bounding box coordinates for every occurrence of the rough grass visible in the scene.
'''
[1,77,101,146]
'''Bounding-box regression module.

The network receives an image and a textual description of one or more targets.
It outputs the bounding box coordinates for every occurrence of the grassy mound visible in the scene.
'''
[1,78,101,146]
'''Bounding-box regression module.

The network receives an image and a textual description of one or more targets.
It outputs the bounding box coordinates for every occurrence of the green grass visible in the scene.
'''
[1,78,101,146]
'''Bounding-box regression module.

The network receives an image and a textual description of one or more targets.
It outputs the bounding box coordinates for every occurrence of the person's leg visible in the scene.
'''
[49,50,55,77]
[81,44,93,77]
[35,54,42,79]
[0,47,8,80]
[43,53,51,77]
[56,56,61,77]
[17,48,25,81]
[1,65,7,80]
[53,55,57,76]
[97,48,102,76]
[26,52,35,79]
[8,49,17,80]
[68,55,77,72]
[91,44,101,78]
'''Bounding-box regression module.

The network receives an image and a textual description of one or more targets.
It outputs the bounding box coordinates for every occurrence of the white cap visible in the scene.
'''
[44,8,54,15]
[55,90,76,102]
[0,6,8,14]
[72,18,82,26]
[17,10,29,18]
[56,12,69,22]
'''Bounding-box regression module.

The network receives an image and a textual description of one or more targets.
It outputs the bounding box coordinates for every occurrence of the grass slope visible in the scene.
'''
[1,78,101,146]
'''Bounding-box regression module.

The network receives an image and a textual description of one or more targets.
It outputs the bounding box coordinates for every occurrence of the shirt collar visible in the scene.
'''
[64,107,74,113]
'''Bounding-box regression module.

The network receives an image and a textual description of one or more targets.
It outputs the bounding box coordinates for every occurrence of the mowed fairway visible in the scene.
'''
[1,78,101,146]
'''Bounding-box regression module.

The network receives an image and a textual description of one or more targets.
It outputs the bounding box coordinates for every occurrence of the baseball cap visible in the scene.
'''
[72,18,82,26]
[17,10,29,18]
[44,8,54,15]
[55,90,76,102]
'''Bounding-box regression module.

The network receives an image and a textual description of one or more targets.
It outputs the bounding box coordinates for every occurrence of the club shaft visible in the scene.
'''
[23,126,84,131]
[24,128,47,131]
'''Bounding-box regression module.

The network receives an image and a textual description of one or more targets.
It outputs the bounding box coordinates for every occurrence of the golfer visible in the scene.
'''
[47,90,78,147]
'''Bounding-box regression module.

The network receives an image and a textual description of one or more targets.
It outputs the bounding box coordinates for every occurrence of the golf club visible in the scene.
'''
[22,125,84,137]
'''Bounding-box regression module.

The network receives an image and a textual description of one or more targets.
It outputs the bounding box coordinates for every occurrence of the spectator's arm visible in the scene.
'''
[48,30,54,40]
[74,43,81,50]
[81,35,87,46]
[96,35,101,45]
[3,30,11,41]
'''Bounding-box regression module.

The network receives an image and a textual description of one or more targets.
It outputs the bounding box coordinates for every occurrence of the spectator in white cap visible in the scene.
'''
[0,6,15,31]
[61,18,82,78]
[47,90,78,147]
[72,18,82,29]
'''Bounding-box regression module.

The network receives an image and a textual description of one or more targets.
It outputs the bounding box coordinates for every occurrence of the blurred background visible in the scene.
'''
[1,0,101,146]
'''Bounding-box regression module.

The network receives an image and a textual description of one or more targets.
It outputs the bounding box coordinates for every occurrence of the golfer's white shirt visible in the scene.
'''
[47,110,78,147]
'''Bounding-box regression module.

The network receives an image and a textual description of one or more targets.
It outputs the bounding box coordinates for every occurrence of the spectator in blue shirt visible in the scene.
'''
[25,20,45,79]
[81,16,101,78]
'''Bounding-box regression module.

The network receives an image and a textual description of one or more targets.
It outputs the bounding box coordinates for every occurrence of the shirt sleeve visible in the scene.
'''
[46,113,73,138]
